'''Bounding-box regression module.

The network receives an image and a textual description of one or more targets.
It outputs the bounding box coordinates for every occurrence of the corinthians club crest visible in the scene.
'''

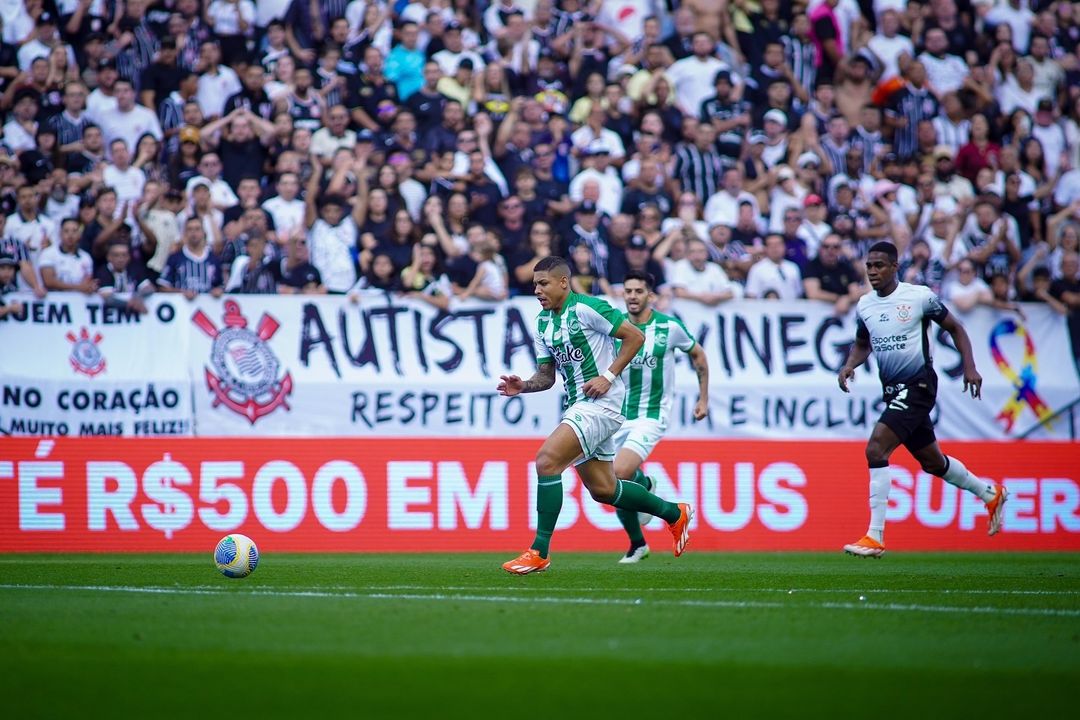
[192,300,293,423]
[66,327,106,377]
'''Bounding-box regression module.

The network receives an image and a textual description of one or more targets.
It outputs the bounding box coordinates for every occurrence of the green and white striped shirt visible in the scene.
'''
[620,311,696,423]
[534,293,627,415]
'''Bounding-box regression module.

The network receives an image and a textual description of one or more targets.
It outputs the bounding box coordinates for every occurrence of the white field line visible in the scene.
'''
[1,584,1078,618]
[1,581,1077,596]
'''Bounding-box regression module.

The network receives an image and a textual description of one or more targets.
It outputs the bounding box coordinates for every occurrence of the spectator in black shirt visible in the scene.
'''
[406,61,446,132]
[621,158,673,217]
[662,7,696,61]
[608,233,666,292]
[701,70,752,163]
[465,150,504,226]
[95,239,153,312]
[421,100,465,155]
[275,233,326,294]
[803,233,863,315]
[493,194,529,255]
[224,64,277,122]
[507,219,554,295]
[348,45,398,132]
[1050,251,1080,362]
[202,108,275,192]
[139,38,183,111]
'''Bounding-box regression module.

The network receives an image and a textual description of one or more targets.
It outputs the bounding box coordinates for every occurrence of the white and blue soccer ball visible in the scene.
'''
[214,534,259,578]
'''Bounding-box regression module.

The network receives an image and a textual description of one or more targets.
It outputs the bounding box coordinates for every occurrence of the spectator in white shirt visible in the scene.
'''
[261,172,306,243]
[1026,34,1063,100]
[185,153,239,210]
[667,32,726,117]
[918,28,968,98]
[95,79,163,161]
[867,9,914,81]
[16,12,73,71]
[942,259,994,312]
[568,146,624,218]
[310,105,357,164]
[570,104,627,161]
[670,238,740,305]
[986,0,1034,55]
[85,60,119,123]
[1,89,38,153]
[102,139,146,209]
[745,233,803,299]
[195,41,242,120]
[6,185,58,266]
[996,60,1046,116]
[704,167,760,228]
[38,218,95,293]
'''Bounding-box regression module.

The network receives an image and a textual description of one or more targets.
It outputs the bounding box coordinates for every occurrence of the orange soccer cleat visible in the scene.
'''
[985,485,1009,536]
[502,549,551,575]
[667,503,693,557]
[843,535,885,558]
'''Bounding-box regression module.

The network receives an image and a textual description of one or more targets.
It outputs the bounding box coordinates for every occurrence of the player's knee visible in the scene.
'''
[584,477,616,504]
[534,449,562,477]
[865,442,889,466]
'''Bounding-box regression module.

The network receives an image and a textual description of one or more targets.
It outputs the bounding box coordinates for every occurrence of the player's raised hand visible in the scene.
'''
[963,368,983,400]
[498,375,523,397]
[838,366,855,393]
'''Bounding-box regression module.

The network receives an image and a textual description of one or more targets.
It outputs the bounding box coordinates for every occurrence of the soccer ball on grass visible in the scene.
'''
[214,534,259,578]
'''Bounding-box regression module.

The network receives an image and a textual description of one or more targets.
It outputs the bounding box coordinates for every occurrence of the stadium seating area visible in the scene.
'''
[0,0,1078,351]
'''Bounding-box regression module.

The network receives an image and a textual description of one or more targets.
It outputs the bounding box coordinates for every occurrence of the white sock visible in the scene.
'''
[867,465,890,543]
[941,456,996,502]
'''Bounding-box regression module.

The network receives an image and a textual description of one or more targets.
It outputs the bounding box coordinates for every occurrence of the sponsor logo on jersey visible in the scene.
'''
[552,343,585,368]
[192,300,293,424]
[629,353,659,369]
[66,327,106,378]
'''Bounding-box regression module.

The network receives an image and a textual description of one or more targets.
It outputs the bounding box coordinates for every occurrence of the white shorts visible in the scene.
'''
[612,417,667,462]
[561,402,624,465]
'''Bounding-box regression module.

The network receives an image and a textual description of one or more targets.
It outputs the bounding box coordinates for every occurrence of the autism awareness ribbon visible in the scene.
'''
[989,319,1053,433]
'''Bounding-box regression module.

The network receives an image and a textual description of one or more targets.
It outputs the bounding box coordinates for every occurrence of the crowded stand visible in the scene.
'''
[0,0,1077,358]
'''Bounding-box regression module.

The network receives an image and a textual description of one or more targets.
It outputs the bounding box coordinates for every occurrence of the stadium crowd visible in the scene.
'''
[0,0,1078,352]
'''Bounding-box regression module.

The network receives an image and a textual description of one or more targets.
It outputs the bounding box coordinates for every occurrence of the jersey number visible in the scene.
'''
[888,388,909,411]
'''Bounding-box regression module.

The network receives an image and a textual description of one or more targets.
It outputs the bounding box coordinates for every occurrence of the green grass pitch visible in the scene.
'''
[1,552,1077,719]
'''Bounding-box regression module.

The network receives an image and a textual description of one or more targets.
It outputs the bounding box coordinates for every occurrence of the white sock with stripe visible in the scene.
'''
[867,464,890,543]
[941,456,996,502]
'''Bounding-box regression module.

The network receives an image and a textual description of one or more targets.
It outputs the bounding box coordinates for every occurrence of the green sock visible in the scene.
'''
[616,470,651,546]
[612,479,681,524]
[615,507,645,547]
[530,475,562,559]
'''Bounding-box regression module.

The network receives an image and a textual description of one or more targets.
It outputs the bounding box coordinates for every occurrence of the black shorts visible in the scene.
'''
[878,373,937,452]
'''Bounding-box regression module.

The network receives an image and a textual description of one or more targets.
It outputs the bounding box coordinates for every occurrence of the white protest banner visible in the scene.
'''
[0,294,193,436]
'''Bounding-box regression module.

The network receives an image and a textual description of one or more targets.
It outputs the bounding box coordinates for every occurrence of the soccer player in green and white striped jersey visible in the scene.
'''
[613,271,710,563]
[497,257,693,574]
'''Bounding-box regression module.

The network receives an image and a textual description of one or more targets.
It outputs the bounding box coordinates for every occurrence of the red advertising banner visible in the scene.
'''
[0,438,1077,553]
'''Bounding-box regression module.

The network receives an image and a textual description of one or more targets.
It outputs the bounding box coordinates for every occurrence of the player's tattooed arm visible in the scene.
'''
[498,363,556,396]
[520,362,557,393]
